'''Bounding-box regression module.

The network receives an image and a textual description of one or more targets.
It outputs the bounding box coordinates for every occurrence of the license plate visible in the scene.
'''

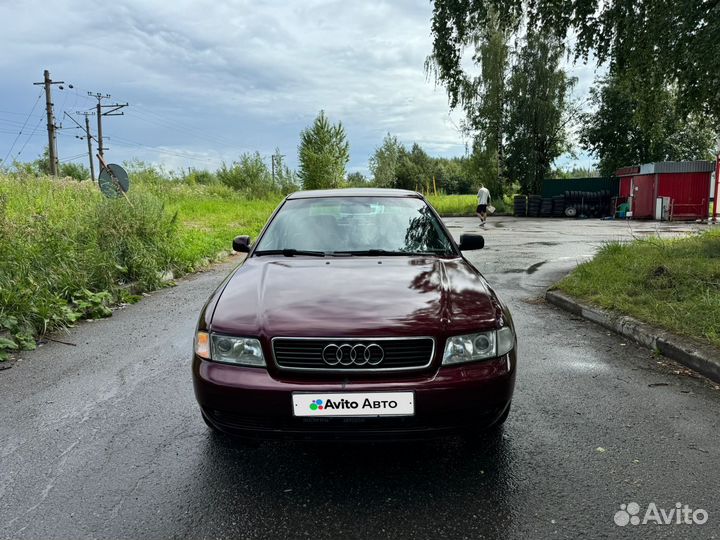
[292,392,414,417]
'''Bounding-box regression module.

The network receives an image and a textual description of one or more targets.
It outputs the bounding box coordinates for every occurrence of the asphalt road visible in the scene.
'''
[2,216,719,540]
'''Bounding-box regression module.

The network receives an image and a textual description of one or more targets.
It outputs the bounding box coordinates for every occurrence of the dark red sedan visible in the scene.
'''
[192,188,516,440]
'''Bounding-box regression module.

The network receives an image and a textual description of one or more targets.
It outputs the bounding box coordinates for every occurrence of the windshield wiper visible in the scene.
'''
[331,249,449,257]
[254,249,325,257]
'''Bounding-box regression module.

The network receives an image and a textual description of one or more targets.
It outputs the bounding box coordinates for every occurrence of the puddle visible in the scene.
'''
[526,261,547,274]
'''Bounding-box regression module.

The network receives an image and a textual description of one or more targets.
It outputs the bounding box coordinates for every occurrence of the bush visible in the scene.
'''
[0,170,289,360]
[0,176,179,358]
[217,152,276,198]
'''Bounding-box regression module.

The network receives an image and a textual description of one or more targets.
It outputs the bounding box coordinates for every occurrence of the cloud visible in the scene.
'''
[0,0,599,174]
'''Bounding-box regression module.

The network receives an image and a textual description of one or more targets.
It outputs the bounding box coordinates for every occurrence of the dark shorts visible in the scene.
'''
[477,204,487,213]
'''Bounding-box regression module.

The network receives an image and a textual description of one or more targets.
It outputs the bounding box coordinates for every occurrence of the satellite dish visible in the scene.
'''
[98,163,130,197]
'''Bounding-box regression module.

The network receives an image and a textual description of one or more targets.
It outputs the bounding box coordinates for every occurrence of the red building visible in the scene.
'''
[614,161,714,220]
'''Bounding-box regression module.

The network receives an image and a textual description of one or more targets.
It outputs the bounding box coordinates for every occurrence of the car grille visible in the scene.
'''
[272,338,435,372]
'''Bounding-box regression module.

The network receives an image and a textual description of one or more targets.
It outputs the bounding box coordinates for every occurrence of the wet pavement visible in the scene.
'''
[1,216,719,539]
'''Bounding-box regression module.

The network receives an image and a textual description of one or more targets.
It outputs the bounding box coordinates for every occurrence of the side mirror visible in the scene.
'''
[232,235,251,253]
[459,234,484,251]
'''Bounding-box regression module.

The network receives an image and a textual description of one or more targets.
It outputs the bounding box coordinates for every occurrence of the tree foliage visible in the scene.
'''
[367,136,477,194]
[430,0,720,127]
[270,148,299,195]
[369,133,403,188]
[429,3,575,194]
[345,171,368,187]
[217,152,275,198]
[505,31,576,194]
[297,111,350,190]
[581,74,716,176]
[35,147,90,180]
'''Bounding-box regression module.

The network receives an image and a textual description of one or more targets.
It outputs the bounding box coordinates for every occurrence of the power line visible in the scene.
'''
[59,152,87,163]
[64,111,97,181]
[123,109,239,149]
[1,92,43,166]
[108,135,217,164]
[0,115,44,127]
[0,109,42,116]
[15,115,45,159]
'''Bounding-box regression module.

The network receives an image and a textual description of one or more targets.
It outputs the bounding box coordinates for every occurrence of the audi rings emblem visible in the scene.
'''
[322,343,385,366]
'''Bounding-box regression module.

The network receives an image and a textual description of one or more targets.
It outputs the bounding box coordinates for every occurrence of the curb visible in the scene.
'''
[545,290,720,384]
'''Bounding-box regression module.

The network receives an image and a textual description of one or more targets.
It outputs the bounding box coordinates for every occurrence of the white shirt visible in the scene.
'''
[477,187,491,205]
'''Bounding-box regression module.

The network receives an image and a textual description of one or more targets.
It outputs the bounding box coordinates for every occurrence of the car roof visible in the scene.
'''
[286,188,422,199]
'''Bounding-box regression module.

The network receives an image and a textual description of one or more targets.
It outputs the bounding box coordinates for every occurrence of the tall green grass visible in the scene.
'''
[557,230,720,347]
[426,194,508,215]
[138,180,281,270]
[0,174,281,359]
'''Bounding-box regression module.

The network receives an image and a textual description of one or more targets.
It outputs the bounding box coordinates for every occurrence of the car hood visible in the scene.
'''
[210,256,500,338]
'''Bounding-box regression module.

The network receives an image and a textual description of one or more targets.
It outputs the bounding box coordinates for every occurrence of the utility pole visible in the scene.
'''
[88,92,128,172]
[33,70,63,175]
[65,111,97,182]
[85,114,96,182]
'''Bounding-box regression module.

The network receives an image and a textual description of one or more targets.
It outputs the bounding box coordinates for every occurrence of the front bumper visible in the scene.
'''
[192,353,516,440]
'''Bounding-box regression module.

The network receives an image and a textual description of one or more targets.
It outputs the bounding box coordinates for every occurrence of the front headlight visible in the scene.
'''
[442,327,515,365]
[194,332,266,367]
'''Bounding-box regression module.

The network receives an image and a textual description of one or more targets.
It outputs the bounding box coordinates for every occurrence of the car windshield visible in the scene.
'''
[255,196,455,256]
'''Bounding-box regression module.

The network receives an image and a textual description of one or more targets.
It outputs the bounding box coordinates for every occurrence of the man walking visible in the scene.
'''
[477,184,491,227]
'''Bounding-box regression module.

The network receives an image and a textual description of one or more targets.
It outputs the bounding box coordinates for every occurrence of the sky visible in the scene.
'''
[0,0,600,176]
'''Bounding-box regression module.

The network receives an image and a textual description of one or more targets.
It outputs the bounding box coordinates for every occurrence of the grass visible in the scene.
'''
[0,174,282,359]
[139,180,281,270]
[426,194,508,215]
[556,230,720,348]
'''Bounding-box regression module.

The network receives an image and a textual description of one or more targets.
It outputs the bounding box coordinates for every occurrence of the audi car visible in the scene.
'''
[192,188,516,440]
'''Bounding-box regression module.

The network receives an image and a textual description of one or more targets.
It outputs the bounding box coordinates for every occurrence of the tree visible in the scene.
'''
[468,12,511,191]
[430,0,720,129]
[183,169,217,185]
[427,8,510,192]
[580,73,715,176]
[271,148,299,195]
[297,111,350,190]
[34,147,90,180]
[345,172,368,187]
[434,157,473,194]
[217,152,275,198]
[395,143,435,191]
[504,31,576,194]
[369,133,403,187]
[549,166,600,179]
[59,162,91,181]
[428,6,574,194]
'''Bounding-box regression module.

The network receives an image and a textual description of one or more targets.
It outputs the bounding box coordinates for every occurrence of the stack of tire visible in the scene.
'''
[563,190,612,218]
[527,195,542,217]
[513,195,527,217]
[551,195,566,217]
[540,198,553,217]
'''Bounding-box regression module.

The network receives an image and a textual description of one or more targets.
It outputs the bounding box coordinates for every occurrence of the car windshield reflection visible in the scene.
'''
[255,196,455,256]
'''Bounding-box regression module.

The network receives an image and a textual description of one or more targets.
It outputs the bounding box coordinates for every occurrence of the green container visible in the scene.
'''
[541,177,619,198]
